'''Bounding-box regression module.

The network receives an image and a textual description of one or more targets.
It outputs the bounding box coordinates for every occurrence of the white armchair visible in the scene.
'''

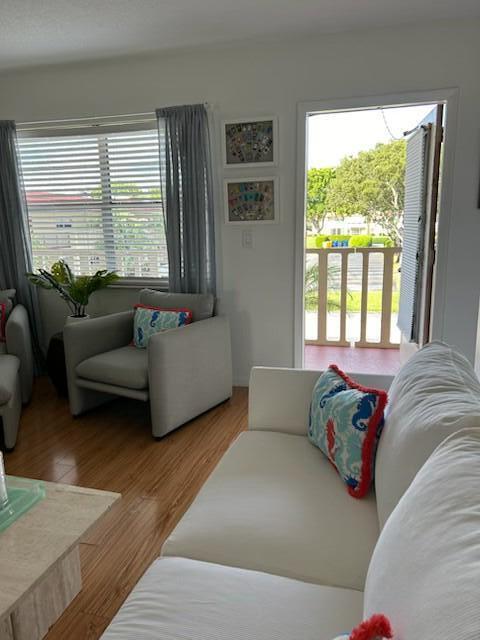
[64,289,233,438]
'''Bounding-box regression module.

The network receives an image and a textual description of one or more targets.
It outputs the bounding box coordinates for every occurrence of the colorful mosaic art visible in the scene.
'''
[226,179,276,223]
[224,119,275,165]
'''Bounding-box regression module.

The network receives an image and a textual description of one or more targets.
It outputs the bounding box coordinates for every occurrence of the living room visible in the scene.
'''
[1,3,480,639]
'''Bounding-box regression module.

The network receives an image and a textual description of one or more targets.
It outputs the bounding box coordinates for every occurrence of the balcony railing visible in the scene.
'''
[305,246,401,349]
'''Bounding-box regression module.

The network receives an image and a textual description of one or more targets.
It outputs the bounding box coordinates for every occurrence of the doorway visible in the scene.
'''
[295,92,452,374]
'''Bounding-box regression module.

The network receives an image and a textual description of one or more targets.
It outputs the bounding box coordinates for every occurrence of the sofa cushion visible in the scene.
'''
[139,289,214,322]
[308,365,387,498]
[162,430,379,590]
[76,345,148,390]
[375,341,480,527]
[364,428,480,640]
[102,557,364,640]
[0,355,20,405]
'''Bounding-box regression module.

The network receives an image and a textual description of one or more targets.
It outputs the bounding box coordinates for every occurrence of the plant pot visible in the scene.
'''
[65,314,90,325]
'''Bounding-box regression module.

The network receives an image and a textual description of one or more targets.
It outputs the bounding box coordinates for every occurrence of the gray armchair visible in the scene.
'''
[0,289,34,449]
[64,289,233,438]
[0,289,34,404]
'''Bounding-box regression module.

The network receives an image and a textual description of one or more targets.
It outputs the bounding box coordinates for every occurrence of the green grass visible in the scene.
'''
[305,290,399,313]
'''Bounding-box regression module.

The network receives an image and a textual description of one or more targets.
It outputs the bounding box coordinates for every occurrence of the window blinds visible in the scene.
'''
[18,127,167,280]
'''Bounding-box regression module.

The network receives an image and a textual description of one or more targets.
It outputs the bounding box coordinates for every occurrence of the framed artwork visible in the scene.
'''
[224,177,278,225]
[222,116,278,168]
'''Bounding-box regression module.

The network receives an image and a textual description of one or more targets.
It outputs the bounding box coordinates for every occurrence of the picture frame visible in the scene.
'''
[224,177,279,225]
[222,116,278,168]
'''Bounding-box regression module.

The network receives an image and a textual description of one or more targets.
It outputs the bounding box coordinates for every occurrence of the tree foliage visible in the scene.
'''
[324,140,406,246]
[306,167,336,234]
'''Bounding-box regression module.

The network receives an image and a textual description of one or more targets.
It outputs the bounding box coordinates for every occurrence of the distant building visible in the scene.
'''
[321,214,384,236]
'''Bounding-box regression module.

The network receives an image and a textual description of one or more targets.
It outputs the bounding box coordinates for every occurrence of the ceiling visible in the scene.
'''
[1,0,479,72]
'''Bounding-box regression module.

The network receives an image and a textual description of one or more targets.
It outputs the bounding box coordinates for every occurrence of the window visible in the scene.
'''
[18,126,167,280]
[350,226,367,235]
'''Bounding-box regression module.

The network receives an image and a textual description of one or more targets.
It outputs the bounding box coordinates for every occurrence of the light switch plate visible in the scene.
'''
[242,230,253,249]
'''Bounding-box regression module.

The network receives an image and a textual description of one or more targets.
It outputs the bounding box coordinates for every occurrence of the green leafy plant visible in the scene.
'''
[27,260,119,318]
[306,167,336,234]
[304,262,353,312]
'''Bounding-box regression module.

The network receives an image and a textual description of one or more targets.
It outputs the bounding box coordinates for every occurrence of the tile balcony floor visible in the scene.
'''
[304,344,401,376]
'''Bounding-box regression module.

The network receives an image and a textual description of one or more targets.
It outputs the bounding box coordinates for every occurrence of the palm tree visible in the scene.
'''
[304,262,343,312]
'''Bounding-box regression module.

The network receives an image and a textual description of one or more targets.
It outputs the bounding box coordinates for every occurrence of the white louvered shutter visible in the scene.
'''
[397,126,430,342]
[18,128,168,280]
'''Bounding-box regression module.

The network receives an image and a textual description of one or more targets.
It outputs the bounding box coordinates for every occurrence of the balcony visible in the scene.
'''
[304,246,402,374]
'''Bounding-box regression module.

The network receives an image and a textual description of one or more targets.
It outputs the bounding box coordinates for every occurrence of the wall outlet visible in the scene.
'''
[242,230,253,249]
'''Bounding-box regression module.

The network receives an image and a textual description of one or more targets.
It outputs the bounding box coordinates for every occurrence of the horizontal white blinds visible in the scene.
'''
[18,128,168,279]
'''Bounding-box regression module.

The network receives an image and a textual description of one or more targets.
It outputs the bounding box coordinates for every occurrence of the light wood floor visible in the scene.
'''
[3,377,248,639]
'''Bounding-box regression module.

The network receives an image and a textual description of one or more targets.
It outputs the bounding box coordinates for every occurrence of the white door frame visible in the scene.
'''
[294,88,459,368]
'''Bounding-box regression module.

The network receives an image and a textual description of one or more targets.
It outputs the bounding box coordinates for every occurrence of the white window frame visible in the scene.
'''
[17,114,169,289]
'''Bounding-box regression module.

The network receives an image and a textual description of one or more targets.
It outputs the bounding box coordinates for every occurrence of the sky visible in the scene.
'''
[308,104,435,169]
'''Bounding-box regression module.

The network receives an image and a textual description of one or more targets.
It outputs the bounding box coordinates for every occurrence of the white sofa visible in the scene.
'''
[103,342,480,640]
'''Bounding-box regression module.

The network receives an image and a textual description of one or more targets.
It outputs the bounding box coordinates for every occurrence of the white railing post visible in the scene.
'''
[360,250,369,345]
[339,251,348,344]
[380,249,394,346]
[317,250,328,344]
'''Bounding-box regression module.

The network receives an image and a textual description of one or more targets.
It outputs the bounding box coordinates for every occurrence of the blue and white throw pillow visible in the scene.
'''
[133,304,192,348]
[308,365,388,498]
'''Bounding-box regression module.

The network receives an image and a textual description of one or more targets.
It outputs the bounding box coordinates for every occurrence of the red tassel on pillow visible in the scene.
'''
[349,614,393,640]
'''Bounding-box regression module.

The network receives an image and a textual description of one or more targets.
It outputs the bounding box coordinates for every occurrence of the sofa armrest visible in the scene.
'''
[148,316,233,437]
[64,310,134,371]
[249,367,393,436]
[5,305,34,403]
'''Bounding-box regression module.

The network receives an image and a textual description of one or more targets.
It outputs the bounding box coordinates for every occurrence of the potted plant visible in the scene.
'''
[27,260,119,322]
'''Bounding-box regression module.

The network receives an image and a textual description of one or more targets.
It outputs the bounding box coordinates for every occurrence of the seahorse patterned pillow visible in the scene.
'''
[133,304,193,348]
[308,365,388,498]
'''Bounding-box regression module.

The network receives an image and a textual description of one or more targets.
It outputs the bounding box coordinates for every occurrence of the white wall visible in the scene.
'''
[1,20,479,384]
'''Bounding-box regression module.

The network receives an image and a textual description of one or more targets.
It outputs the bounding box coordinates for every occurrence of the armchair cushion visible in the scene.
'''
[76,345,148,390]
[139,289,214,322]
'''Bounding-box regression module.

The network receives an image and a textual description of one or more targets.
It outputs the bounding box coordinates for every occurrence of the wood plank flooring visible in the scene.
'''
[3,377,248,639]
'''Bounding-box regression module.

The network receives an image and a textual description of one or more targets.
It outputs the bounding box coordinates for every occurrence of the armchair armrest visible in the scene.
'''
[64,310,134,416]
[64,310,134,371]
[5,305,34,403]
[148,316,232,437]
[249,367,393,436]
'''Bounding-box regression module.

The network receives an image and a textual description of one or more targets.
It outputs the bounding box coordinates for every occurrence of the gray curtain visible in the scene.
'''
[0,120,43,369]
[156,104,216,294]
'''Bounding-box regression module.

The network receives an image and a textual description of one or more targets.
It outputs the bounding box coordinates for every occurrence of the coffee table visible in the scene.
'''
[0,478,120,640]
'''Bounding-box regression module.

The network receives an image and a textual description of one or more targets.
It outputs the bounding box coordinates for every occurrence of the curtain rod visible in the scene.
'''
[18,103,210,131]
